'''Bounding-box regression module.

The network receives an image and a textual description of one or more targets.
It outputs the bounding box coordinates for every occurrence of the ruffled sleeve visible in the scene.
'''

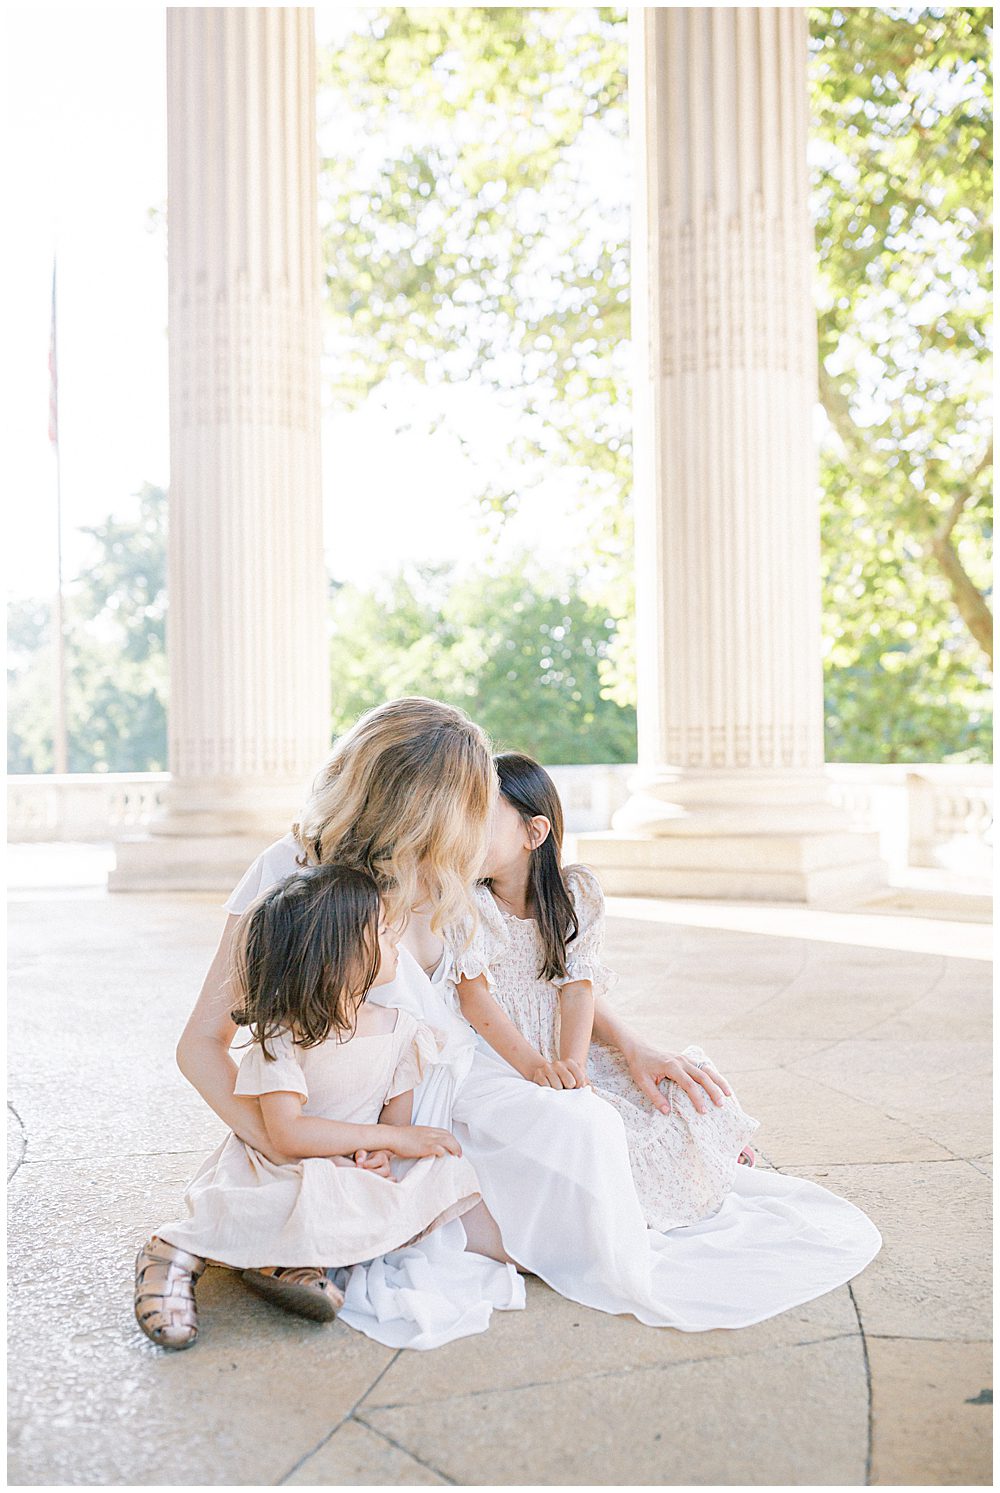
[223,833,302,916]
[234,1028,308,1100]
[442,885,509,992]
[385,1015,447,1101]
[554,864,618,1001]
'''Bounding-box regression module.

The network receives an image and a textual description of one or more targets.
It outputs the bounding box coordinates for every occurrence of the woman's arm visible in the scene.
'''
[175,914,282,1157]
[259,1090,461,1161]
[592,992,732,1116]
[591,990,642,1055]
[557,979,595,1076]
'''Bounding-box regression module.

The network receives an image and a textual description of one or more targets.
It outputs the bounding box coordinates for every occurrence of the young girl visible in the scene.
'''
[135,862,481,1349]
[446,752,760,1233]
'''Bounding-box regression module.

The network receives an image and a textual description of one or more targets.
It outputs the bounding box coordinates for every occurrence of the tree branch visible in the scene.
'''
[817,358,864,456]
[928,528,993,667]
[936,437,993,544]
[927,437,994,668]
[819,352,993,667]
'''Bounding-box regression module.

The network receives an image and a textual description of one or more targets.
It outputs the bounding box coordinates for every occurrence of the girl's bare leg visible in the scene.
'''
[460,1200,525,1268]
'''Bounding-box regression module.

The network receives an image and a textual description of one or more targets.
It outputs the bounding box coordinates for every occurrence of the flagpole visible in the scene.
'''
[50,258,68,775]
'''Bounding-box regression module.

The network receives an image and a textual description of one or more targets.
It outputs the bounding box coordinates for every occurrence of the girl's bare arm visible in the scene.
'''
[556,979,595,1074]
[379,1091,414,1127]
[259,1091,461,1160]
[455,973,547,1080]
[175,913,281,1157]
[456,974,587,1090]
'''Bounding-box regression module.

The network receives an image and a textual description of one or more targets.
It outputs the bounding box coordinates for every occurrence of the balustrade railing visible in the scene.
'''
[7,764,992,875]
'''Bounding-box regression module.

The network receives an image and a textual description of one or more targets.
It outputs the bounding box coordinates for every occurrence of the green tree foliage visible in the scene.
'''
[809,5,992,761]
[9,487,634,771]
[318,5,992,761]
[329,561,637,763]
[318,7,633,608]
[10,10,991,774]
[6,597,56,773]
[7,485,168,773]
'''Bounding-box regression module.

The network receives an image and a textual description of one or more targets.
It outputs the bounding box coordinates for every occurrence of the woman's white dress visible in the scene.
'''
[222,835,881,1348]
[446,868,760,1232]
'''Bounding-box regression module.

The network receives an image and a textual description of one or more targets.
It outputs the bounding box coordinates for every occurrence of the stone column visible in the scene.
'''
[112,8,329,891]
[578,8,883,901]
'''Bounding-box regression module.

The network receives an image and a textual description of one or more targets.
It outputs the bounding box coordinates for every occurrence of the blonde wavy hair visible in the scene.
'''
[292,697,497,935]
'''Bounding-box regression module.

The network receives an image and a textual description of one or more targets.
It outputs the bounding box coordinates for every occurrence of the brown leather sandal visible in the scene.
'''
[134,1236,207,1350]
[239,1265,344,1322]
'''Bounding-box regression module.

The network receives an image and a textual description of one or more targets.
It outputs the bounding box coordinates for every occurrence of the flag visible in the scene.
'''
[48,261,58,449]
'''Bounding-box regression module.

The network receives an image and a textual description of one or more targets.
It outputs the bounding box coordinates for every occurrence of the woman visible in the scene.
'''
[141,697,880,1348]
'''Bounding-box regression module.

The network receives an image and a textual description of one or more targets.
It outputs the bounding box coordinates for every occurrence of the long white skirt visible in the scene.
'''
[452,1042,881,1331]
[335,949,881,1348]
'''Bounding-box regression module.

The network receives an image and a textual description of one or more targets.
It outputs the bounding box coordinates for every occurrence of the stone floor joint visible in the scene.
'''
[362,1330,864,1414]
[848,1281,873,1486]
[16,1147,209,1168]
[866,1332,992,1343]
[7,1102,27,1183]
[714,942,815,1034]
[352,1412,457,1485]
[784,956,950,1065]
[776,1155,983,1169]
[276,1348,403,1486]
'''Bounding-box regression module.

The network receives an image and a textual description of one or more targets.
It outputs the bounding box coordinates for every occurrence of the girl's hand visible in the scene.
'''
[624,1044,732,1117]
[354,1148,396,1180]
[530,1058,590,1090]
[381,1124,463,1160]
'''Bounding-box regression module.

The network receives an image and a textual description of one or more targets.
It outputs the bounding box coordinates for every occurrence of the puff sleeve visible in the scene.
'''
[442,885,509,992]
[234,1028,309,1100]
[223,833,301,915]
[554,865,618,1001]
[384,1018,447,1101]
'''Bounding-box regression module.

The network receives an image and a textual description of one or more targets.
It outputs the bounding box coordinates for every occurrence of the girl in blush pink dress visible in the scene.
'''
[136,863,482,1349]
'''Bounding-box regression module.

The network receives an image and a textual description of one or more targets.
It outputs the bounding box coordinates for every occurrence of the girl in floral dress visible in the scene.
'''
[445,752,759,1233]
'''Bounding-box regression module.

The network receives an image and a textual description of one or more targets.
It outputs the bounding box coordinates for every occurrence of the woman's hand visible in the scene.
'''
[530,1058,590,1090]
[354,1148,396,1180]
[623,1044,732,1117]
[381,1124,463,1160]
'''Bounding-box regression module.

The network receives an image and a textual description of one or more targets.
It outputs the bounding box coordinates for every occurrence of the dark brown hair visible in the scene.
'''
[230,863,381,1059]
[490,751,578,982]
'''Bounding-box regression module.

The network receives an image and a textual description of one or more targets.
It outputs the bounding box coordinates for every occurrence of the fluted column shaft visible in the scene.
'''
[163,7,328,830]
[623,7,830,833]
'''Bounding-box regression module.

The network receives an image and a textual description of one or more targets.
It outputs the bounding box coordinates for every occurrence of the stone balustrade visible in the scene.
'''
[824,763,993,876]
[7,766,991,876]
[8,773,170,843]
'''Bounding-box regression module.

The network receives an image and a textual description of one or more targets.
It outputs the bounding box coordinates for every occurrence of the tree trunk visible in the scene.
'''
[819,358,993,670]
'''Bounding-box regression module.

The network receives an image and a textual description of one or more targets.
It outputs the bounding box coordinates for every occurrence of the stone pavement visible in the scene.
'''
[7,852,992,1485]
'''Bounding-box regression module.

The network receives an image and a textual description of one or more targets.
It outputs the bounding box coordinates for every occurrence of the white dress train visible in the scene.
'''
[224,836,881,1348]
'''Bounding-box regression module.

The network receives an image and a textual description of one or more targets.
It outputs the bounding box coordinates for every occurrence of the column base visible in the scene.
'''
[109,772,312,892]
[109,832,281,894]
[571,828,887,904]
